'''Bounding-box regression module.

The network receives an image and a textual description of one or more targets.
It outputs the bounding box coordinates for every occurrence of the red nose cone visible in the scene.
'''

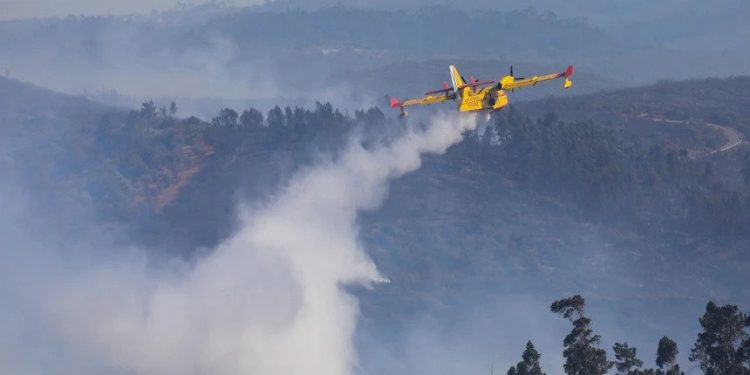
[390,97,400,108]
[564,65,574,77]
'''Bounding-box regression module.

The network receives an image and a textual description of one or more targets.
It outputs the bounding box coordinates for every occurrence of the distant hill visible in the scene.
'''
[3,74,749,243]
[0,76,215,224]
[1,4,748,105]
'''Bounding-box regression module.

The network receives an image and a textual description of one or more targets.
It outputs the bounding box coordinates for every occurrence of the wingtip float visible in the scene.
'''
[390,64,574,118]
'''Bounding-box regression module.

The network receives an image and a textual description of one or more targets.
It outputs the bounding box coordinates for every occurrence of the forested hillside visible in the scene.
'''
[2,75,748,372]
[515,77,750,190]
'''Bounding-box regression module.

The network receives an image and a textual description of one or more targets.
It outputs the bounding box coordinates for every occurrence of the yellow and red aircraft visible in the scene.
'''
[390,64,573,118]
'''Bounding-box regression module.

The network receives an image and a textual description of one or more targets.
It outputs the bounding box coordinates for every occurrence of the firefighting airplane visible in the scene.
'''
[390,64,573,118]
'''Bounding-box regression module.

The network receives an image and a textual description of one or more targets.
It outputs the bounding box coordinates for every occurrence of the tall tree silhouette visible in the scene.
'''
[656,337,682,375]
[551,295,612,375]
[689,302,749,375]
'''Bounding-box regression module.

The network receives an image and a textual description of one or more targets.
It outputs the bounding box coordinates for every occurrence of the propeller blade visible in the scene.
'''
[424,87,454,95]
[457,80,496,90]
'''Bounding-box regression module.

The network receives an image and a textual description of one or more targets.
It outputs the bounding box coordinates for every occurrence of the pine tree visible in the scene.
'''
[212,108,238,127]
[267,105,285,128]
[689,301,749,375]
[508,341,546,375]
[656,337,682,375]
[613,342,643,375]
[551,295,612,375]
[240,108,264,129]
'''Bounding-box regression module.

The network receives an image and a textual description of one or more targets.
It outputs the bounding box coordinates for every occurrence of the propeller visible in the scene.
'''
[457,80,495,90]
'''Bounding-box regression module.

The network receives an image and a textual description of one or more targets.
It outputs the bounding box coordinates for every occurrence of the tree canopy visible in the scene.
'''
[508,341,546,375]
[689,302,750,375]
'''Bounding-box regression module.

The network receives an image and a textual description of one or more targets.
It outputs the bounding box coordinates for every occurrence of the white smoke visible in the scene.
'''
[13,113,477,375]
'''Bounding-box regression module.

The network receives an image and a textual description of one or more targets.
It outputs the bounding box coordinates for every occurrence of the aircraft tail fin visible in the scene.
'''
[449,65,466,92]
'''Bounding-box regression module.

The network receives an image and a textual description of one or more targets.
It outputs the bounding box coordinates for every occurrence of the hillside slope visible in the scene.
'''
[516,76,750,188]
[2,76,749,369]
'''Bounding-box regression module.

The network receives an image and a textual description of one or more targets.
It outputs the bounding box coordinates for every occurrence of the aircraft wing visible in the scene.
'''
[390,93,455,117]
[396,94,454,107]
[501,65,574,91]
[399,95,454,107]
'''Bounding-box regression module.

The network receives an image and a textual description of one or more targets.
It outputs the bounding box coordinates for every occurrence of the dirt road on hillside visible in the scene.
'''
[637,114,746,157]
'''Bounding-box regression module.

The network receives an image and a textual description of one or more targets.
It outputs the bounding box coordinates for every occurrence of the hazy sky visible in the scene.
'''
[0,0,708,26]
[0,0,267,20]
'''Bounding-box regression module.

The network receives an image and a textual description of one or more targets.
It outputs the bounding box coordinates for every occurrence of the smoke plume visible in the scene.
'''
[2,113,477,375]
